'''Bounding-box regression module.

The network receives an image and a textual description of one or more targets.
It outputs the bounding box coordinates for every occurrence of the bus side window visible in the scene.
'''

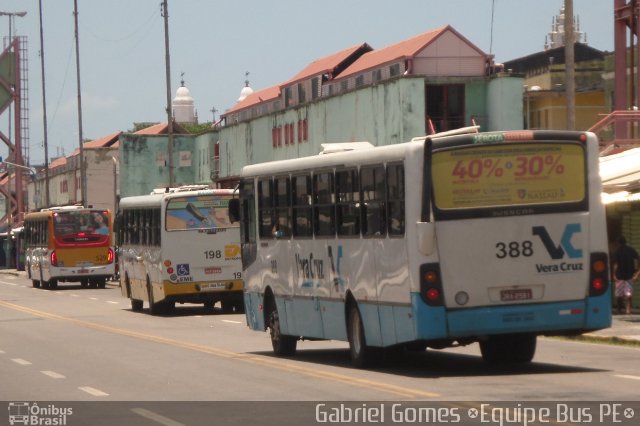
[387,163,405,236]
[153,208,161,246]
[258,178,274,239]
[274,176,291,238]
[292,174,312,237]
[336,168,360,236]
[361,165,386,237]
[313,171,335,237]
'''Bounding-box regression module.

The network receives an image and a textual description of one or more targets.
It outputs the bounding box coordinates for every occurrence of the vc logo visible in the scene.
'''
[532,223,582,260]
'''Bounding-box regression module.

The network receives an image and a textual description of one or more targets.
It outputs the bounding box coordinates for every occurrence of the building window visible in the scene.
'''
[298,83,306,103]
[355,75,365,88]
[390,63,400,77]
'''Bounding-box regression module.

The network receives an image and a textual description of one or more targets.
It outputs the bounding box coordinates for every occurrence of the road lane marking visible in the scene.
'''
[0,299,439,399]
[221,320,242,324]
[131,408,186,426]
[106,301,119,304]
[615,374,640,381]
[41,370,66,379]
[89,297,99,301]
[0,350,5,354]
[12,358,32,365]
[79,386,109,397]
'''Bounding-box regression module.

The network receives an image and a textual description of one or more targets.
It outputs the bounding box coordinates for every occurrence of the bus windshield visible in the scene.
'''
[431,142,586,212]
[53,210,110,237]
[166,194,238,231]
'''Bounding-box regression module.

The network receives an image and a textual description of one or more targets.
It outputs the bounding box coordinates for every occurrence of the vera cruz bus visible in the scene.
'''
[117,186,243,315]
[24,206,115,289]
[233,129,611,367]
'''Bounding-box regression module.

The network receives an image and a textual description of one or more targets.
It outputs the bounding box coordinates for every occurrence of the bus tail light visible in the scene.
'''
[50,251,58,267]
[589,252,609,297]
[420,263,444,306]
[107,248,114,263]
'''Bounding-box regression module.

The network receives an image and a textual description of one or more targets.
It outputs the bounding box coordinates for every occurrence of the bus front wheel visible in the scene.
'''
[480,333,536,364]
[347,304,380,368]
[267,299,297,356]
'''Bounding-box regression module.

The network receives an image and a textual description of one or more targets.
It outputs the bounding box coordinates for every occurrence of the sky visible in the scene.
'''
[1,0,614,165]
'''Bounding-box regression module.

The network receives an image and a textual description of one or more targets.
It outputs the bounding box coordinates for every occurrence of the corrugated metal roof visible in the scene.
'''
[222,84,281,117]
[285,43,372,85]
[83,131,122,149]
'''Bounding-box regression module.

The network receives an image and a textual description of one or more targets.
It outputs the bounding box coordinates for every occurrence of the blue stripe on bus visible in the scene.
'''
[245,290,611,346]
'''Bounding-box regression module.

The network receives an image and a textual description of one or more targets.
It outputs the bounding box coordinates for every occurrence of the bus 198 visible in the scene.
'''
[232,129,611,367]
[24,206,115,289]
[117,186,244,315]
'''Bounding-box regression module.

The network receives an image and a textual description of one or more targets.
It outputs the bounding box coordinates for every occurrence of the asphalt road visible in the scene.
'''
[1,273,640,424]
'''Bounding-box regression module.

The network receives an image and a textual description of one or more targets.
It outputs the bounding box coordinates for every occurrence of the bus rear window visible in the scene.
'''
[166,195,238,231]
[431,143,586,211]
[53,211,109,237]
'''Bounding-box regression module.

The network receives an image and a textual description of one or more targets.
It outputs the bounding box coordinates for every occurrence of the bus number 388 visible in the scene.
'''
[495,241,534,259]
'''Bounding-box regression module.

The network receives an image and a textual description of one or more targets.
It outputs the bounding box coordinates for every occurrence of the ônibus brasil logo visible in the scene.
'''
[532,224,584,273]
[8,402,73,425]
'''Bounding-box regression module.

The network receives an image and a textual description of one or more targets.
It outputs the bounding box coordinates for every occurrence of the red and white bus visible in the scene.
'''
[24,206,115,289]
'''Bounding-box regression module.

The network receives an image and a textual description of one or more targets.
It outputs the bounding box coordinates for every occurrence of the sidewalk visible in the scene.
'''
[1,268,639,344]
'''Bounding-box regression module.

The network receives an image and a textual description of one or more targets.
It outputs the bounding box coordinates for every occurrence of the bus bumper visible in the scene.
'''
[414,293,612,340]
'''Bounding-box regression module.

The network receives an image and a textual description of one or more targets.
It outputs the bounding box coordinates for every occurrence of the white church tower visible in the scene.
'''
[173,73,197,124]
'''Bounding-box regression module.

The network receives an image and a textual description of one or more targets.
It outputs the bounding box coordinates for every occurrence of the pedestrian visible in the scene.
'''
[612,235,640,315]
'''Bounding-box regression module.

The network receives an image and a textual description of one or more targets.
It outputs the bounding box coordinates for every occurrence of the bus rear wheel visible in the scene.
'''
[32,280,40,288]
[267,300,297,356]
[347,304,380,368]
[480,333,536,364]
[131,299,143,311]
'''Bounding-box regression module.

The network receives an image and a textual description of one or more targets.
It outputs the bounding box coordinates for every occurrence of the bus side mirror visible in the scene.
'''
[228,199,240,223]
[416,221,435,255]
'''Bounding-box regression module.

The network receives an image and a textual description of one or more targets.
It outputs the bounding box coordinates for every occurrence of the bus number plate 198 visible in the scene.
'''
[500,289,532,302]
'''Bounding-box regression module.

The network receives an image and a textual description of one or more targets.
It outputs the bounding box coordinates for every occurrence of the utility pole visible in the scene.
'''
[38,0,50,208]
[162,0,174,187]
[73,0,87,205]
[565,0,576,130]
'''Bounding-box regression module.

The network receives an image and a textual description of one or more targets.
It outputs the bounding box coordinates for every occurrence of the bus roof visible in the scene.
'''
[241,140,422,178]
[119,188,237,209]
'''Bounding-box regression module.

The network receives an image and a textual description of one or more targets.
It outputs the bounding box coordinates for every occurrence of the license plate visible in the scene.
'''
[200,283,226,291]
[78,269,89,274]
[500,289,532,301]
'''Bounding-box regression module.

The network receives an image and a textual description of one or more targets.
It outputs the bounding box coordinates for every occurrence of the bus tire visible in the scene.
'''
[48,280,58,290]
[148,285,161,315]
[97,278,106,289]
[81,279,89,288]
[131,298,143,311]
[32,279,40,288]
[267,299,297,356]
[347,304,380,368]
[480,334,536,364]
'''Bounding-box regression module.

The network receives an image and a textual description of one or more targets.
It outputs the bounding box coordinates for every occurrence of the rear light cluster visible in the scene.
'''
[107,248,115,263]
[420,263,444,306]
[50,251,58,267]
[164,259,174,275]
[589,252,609,297]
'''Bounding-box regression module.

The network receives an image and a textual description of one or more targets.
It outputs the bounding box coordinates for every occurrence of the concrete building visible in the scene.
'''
[217,25,524,183]
[28,131,120,212]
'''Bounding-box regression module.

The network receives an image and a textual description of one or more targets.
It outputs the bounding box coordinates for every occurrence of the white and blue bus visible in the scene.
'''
[233,130,611,367]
